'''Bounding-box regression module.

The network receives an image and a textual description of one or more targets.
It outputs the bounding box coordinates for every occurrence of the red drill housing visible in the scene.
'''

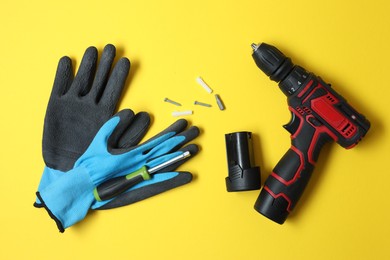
[252,43,370,224]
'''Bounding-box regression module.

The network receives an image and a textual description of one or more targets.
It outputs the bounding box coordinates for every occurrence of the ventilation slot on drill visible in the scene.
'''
[341,123,357,137]
[296,106,311,115]
[326,95,336,103]
[296,107,305,115]
[303,106,312,114]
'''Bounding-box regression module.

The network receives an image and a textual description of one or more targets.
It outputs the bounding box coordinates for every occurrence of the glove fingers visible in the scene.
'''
[51,56,73,97]
[170,126,200,151]
[93,171,193,210]
[141,119,188,148]
[106,109,139,152]
[109,118,189,155]
[89,44,117,103]
[145,126,200,158]
[99,57,130,108]
[77,109,134,163]
[69,46,98,96]
[116,111,151,149]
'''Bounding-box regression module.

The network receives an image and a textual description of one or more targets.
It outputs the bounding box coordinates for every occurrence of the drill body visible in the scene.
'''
[251,43,370,224]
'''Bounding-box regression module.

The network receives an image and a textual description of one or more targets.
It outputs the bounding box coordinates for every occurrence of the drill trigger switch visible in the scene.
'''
[283,111,300,134]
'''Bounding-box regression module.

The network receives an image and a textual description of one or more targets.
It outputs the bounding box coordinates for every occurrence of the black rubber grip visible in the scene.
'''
[95,174,145,201]
[255,118,331,224]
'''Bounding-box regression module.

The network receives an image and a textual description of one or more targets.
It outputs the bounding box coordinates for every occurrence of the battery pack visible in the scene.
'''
[225,132,261,192]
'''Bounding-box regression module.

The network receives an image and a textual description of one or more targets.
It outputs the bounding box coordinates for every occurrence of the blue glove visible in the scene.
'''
[37,109,199,232]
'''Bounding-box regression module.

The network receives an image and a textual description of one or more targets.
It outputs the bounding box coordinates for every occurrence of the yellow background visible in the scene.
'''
[1,0,389,259]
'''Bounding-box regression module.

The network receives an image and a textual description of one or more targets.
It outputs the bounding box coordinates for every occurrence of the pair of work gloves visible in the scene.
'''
[35,44,199,232]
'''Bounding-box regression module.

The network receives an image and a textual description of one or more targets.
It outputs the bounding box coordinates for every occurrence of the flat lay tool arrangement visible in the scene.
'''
[34,42,370,232]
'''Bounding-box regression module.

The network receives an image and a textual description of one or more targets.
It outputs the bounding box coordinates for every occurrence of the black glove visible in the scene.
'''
[35,44,150,207]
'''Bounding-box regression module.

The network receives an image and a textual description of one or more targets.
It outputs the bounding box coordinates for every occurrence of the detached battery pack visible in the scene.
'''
[225,132,261,192]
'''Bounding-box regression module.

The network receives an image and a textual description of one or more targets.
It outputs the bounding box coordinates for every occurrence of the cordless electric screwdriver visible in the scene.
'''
[251,43,370,224]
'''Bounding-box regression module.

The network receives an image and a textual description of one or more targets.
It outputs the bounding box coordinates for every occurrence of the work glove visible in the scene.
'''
[37,109,199,232]
[35,44,145,207]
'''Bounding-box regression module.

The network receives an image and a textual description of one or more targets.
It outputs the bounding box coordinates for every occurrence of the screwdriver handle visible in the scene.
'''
[94,166,151,201]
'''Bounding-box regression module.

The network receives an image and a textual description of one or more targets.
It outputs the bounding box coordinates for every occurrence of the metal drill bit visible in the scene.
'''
[164,97,181,106]
[194,101,212,107]
[148,151,191,173]
[215,94,225,110]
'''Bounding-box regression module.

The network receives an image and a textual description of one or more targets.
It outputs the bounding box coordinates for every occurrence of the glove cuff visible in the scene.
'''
[36,192,65,232]
[37,166,95,232]
[34,166,65,208]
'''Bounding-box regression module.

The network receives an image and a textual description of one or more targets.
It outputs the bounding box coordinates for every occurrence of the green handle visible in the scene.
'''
[94,166,151,201]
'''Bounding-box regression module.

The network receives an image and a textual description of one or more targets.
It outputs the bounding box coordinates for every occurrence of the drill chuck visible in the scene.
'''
[252,43,309,96]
